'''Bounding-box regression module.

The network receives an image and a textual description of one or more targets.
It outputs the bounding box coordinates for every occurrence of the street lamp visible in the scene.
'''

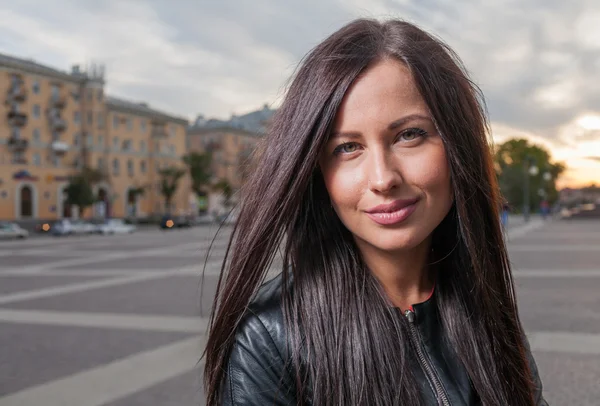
[523,156,537,223]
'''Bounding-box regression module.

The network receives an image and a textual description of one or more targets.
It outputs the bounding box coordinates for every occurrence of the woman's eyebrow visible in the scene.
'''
[330,113,431,139]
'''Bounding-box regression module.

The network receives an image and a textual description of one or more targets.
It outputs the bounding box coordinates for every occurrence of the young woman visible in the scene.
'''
[204,18,548,405]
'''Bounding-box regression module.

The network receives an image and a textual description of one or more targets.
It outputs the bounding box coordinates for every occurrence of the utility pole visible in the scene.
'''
[524,157,530,222]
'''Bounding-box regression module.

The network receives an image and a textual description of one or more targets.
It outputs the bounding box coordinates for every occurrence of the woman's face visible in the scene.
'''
[319,58,453,254]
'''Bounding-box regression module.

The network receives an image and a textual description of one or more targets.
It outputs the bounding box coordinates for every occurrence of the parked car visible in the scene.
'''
[0,222,29,240]
[97,218,136,235]
[70,220,97,234]
[51,219,74,236]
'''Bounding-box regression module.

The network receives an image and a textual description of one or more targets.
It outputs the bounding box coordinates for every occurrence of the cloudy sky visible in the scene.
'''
[1,0,599,186]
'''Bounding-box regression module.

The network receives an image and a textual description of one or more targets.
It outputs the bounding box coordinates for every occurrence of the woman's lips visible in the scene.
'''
[364,198,419,225]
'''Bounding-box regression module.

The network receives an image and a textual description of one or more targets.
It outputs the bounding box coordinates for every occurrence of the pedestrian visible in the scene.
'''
[501,200,510,228]
[203,18,547,405]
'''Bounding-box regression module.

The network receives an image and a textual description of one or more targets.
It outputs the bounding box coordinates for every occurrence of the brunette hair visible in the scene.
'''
[204,18,535,405]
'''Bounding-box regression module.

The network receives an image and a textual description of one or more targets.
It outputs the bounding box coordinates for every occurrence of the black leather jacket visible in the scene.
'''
[221,274,548,405]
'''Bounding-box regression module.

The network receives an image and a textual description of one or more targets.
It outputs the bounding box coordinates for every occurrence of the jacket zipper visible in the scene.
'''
[405,309,451,406]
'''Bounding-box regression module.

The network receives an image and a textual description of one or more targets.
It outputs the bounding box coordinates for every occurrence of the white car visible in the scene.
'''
[0,222,29,239]
[70,220,97,234]
[97,219,136,235]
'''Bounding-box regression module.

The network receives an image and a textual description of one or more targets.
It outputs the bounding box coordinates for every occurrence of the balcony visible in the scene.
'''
[7,111,28,127]
[151,128,168,138]
[6,86,27,104]
[7,137,28,151]
[50,117,67,132]
[49,94,67,109]
[51,141,69,155]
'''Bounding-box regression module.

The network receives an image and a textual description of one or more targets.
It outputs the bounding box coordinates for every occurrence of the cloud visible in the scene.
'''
[0,0,599,186]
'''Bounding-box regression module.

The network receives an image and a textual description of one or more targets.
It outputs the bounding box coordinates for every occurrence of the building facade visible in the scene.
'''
[187,104,274,214]
[0,53,190,222]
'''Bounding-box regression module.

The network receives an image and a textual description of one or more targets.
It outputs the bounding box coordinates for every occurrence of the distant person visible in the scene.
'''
[204,19,547,405]
[501,200,510,228]
[540,199,550,220]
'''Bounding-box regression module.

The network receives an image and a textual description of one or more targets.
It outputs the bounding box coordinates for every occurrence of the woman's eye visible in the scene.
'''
[399,128,428,142]
[333,142,359,155]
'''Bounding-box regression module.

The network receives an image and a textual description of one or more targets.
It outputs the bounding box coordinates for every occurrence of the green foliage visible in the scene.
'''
[182,152,213,196]
[64,166,106,214]
[159,166,186,212]
[494,138,566,212]
[213,178,233,209]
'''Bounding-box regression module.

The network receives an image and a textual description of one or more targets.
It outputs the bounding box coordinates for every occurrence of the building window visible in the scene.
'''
[12,150,25,164]
[33,153,41,166]
[170,125,176,137]
[170,145,176,156]
[86,133,93,147]
[33,129,41,144]
[97,157,105,171]
[51,84,60,99]
[97,89,103,101]
[52,155,61,167]
[33,104,40,118]
[122,139,132,152]
[73,133,80,147]
[141,120,146,132]
[87,111,93,126]
[127,118,132,131]
[12,127,21,139]
[112,158,120,176]
[97,135,104,147]
[140,140,146,152]
[51,132,60,142]
[87,90,92,102]
[113,137,119,150]
[113,115,119,129]
[74,111,80,123]
[32,79,40,94]
[140,160,146,173]
[97,112,104,129]
[127,159,134,176]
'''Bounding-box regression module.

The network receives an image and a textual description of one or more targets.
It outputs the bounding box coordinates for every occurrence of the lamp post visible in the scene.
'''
[523,156,537,223]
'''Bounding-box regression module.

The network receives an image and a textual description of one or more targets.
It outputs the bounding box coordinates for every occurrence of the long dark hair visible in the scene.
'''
[204,18,535,405]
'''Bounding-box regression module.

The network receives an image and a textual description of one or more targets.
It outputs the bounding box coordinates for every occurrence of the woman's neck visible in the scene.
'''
[356,236,434,311]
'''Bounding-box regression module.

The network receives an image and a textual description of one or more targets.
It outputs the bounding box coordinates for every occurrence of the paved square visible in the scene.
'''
[0,218,598,405]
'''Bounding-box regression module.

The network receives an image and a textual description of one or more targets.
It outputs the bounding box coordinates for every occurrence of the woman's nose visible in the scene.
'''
[367,150,402,193]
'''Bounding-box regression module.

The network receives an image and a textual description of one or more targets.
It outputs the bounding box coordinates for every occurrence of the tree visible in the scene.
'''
[159,166,185,212]
[182,152,213,196]
[494,138,566,212]
[213,178,234,210]
[64,166,106,217]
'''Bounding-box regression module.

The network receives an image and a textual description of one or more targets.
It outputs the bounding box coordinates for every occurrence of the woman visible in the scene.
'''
[204,18,547,405]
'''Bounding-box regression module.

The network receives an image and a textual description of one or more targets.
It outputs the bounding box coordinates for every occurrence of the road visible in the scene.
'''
[0,217,598,405]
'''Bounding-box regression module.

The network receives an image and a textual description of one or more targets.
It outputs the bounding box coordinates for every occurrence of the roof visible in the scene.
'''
[0,52,102,84]
[105,96,189,125]
[0,52,77,82]
[190,104,275,135]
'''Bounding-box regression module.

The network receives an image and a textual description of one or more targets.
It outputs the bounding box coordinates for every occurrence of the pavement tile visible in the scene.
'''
[534,351,600,406]
[516,277,600,334]
[0,322,194,397]
[2,275,218,317]
[104,369,205,406]
[0,255,66,268]
[0,275,112,295]
[509,250,600,270]
[57,256,204,270]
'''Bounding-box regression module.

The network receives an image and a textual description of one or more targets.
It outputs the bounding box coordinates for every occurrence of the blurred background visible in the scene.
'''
[0,1,598,405]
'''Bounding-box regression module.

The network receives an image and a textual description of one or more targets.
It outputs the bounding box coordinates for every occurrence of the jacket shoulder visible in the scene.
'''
[221,273,296,405]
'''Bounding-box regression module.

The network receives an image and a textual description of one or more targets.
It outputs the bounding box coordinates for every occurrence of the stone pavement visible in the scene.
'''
[0,218,598,405]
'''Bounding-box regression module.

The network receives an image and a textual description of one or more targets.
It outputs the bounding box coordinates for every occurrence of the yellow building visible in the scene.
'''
[187,105,274,214]
[0,52,190,222]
